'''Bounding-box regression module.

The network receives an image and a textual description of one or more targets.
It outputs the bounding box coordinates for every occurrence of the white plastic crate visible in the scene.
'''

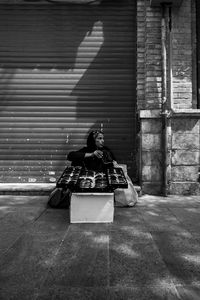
[70,193,114,223]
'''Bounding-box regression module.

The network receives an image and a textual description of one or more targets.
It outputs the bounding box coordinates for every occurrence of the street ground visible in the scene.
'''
[0,194,200,300]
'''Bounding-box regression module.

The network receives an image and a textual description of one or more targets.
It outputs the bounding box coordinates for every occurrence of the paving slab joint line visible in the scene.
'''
[33,207,48,222]
[107,235,110,288]
[165,206,186,225]
[148,233,183,300]
[165,206,198,237]
[173,284,184,300]
[1,208,47,258]
[33,225,72,300]
[1,231,25,258]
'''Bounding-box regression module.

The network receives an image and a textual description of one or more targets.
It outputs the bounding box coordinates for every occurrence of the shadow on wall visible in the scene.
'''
[70,0,137,179]
[0,0,137,181]
[0,3,101,155]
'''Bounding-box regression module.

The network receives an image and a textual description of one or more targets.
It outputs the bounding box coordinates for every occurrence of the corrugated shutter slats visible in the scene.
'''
[0,2,137,183]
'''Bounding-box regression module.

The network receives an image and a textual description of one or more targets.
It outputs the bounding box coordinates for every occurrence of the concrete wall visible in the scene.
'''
[139,110,200,195]
[170,115,200,195]
[139,110,163,195]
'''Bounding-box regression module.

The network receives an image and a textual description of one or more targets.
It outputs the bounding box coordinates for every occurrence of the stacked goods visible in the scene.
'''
[107,168,128,189]
[57,166,82,189]
[76,171,109,192]
[78,170,95,190]
[57,166,128,192]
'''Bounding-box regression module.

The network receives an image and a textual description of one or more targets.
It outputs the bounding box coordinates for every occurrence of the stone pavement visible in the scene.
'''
[0,194,200,300]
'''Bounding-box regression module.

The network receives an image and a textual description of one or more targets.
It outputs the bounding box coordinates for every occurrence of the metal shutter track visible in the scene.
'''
[0,2,137,183]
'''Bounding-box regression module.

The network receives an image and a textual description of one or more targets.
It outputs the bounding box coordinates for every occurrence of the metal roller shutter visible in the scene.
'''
[197,0,200,108]
[0,1,137,183]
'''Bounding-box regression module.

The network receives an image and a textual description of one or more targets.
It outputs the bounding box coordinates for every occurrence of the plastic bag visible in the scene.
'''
[114,174,138,207]
[47,187,71,209]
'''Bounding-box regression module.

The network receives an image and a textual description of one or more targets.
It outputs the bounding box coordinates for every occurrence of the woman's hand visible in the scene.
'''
[93,150,103,159]
[84,150,103,159]
[113,160,120,168]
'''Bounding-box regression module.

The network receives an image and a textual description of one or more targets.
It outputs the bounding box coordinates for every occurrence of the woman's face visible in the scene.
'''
[95,133,104,149]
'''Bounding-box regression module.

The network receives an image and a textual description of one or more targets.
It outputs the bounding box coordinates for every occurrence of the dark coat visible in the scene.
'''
[67,146,116,172]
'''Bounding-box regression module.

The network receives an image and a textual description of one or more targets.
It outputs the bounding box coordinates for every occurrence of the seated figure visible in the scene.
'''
[67,130,118,172]
[67,130,138,207]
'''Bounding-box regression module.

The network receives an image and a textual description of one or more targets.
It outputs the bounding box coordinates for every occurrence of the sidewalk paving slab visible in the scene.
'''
[0,194,200,300]
[151,232,200,286]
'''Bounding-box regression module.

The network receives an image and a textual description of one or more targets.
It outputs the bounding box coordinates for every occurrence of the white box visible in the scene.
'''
[70,193,114,223]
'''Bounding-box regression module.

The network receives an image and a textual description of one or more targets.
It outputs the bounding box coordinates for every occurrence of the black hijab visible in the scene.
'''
[86,130,103,151]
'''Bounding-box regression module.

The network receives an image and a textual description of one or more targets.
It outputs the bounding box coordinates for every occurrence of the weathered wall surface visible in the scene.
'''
[139,112,200,195]
[170,116,200,195]
[137,0,162,110]
[137,0,200,195]
[172,0,193,109]
[137,0,163,194]
[139,110,163,194]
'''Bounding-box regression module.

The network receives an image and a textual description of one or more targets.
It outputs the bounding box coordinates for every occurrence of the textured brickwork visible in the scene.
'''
[137,0,146,109]
[137,0,162,110]
[172,0,193,109]
[137,0,194,110]
[145,6,162,109]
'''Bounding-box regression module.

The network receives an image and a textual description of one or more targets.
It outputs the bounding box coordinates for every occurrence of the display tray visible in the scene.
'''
[74,170,112,193]
[56,166,82,188]
[56,166,128,192]
[107,167,128,189]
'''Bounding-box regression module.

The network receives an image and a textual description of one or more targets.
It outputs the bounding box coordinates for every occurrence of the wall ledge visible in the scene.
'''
[139,109,200,119]
[0,0,100,4]
[171,109,200,118]
[139,109,161,119]
[150,0,183,7]
[0,183,55,192]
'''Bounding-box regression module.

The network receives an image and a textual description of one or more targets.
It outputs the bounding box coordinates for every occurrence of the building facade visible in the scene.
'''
[0,0,199,195]
[138,0,200,195]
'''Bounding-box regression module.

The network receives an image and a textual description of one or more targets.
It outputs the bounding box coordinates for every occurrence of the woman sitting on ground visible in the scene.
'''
[67,130,118,172]
[67,130,138,207]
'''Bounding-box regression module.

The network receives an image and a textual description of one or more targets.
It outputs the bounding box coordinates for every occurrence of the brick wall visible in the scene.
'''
[137,0,162,110]
[137,0,194,111]
[172,0,193,109]
[137,0,146,109]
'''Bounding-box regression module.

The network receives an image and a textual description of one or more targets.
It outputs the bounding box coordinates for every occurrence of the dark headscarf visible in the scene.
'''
[86,130,104,151]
